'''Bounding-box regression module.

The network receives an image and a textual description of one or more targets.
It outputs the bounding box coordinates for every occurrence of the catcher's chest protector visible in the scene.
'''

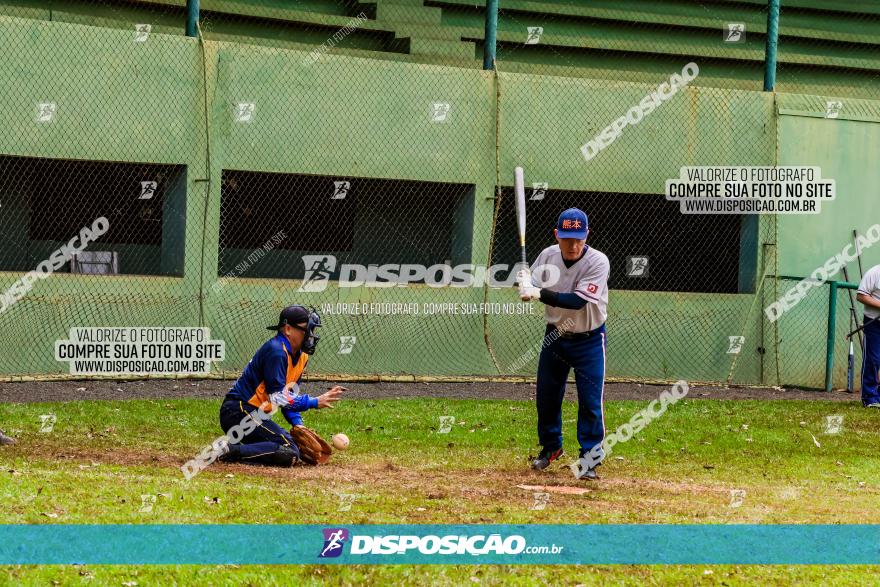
[248,348,309,412]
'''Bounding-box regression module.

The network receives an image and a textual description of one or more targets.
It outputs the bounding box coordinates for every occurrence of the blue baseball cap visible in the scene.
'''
[556,208,589,239]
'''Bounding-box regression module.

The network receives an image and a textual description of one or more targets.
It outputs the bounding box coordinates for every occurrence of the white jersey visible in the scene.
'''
[858,264,880,320]
[530,244,610,333]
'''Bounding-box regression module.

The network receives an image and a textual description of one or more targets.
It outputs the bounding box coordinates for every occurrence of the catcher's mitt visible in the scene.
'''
[290,425,332,465]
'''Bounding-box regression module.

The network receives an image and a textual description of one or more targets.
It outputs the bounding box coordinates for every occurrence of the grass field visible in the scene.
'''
[1,394,879,585]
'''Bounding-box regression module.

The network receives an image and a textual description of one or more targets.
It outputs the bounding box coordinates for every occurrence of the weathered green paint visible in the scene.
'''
[0,11,877,388]
[2,0,879,98]
[775,97,880,276]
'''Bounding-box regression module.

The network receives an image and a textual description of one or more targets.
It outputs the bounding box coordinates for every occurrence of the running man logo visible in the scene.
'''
[530,492,550,511]
[729,489,746,508]
[626,256,649,278]
[36,102,57,123]
[338,336,357,355]
[724,23,745,43]
[234,102,256,123]
[139,494,156,513]
[824,415,844,434]
[39,414,57,433]
[134,24,151,42]
[319,528,350,558]
[430,102,451,123]
[299,255,337,292]
[825,101,843,119]
[438,416,455,434]
[337,493,357,512]
[727,336,745,355]
[139,181,157,200]
[525,26,544,45]
[332,181,350,200]
[530,182,548,201]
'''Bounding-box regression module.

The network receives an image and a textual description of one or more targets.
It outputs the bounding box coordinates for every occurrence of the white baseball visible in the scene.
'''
[332,433,349,450]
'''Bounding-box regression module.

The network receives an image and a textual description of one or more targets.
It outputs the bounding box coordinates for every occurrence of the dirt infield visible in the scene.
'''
[0,378,859,404]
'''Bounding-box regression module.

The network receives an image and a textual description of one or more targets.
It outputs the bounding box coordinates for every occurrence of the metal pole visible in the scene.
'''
[483,0,499,70]
[763,0,781,91]
[841,267,863,348]
[825,281,838,392]
[186,0,200,38]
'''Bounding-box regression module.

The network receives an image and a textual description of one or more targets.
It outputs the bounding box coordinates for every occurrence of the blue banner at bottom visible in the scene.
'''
[1,525,878,565]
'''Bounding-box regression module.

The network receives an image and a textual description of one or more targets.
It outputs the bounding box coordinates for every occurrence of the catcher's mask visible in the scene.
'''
[268,305,322,355]
[295,308,322,355]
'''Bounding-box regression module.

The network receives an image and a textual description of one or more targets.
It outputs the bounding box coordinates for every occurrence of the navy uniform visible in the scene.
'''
[858,265,880,407]
[519,208,610,479]
[219,305,322,466]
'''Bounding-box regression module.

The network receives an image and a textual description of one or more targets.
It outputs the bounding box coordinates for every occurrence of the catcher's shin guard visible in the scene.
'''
[218,442,238,462]
[268,445,299,467]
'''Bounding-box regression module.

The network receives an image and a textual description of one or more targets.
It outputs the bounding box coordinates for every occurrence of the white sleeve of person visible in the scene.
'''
[574,253,610,303]
[858,265,880,319]
[858,265,880,298]
[529,245,610,332]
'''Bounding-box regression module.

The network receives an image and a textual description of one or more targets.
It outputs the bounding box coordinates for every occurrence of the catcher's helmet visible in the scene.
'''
[267,305,322,355]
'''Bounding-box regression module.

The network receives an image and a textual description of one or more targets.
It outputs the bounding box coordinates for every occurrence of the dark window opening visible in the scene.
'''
[490,187,750,294]
[219,170,474,280]
[0,155,187,277]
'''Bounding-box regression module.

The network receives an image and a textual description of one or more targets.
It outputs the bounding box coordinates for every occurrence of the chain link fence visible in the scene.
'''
[0,0,877,389]
[770,277,866,392]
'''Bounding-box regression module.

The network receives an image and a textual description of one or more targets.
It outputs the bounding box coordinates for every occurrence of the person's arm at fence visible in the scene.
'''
[856,293,880,311]
[857,268,880,312]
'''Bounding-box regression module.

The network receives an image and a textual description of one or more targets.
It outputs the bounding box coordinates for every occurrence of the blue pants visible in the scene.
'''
[861,318,880,406]
[219,399,300,464]
[535,323,606,455]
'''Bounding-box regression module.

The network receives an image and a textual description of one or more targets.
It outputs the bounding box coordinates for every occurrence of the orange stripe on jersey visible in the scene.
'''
[247,345,310,411]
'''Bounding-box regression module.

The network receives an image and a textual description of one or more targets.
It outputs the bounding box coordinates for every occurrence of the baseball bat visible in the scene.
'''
[842,265,863,348]
[847,338,855,392]
[514,166,528,268]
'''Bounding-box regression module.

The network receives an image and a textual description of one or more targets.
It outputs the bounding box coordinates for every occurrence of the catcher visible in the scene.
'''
[217,304,344,467]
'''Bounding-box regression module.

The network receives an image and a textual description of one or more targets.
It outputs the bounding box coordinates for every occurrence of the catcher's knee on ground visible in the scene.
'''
[222,442,299,467]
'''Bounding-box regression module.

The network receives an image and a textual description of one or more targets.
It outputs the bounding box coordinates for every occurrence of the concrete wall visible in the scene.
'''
[0,13,877,388]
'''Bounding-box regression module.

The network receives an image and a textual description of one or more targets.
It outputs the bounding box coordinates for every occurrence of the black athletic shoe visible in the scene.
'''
[573,450,600,480]
[576,467,599,481]
[531,447,564,471]
[217,442,238,462]
[267,446,298,467]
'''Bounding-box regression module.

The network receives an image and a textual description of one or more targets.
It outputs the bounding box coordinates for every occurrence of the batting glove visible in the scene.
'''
[519,284,541,301]
[516,268,533,287]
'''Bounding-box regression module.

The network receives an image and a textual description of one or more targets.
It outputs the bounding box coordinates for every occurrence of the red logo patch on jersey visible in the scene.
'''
[587,283,598,294]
